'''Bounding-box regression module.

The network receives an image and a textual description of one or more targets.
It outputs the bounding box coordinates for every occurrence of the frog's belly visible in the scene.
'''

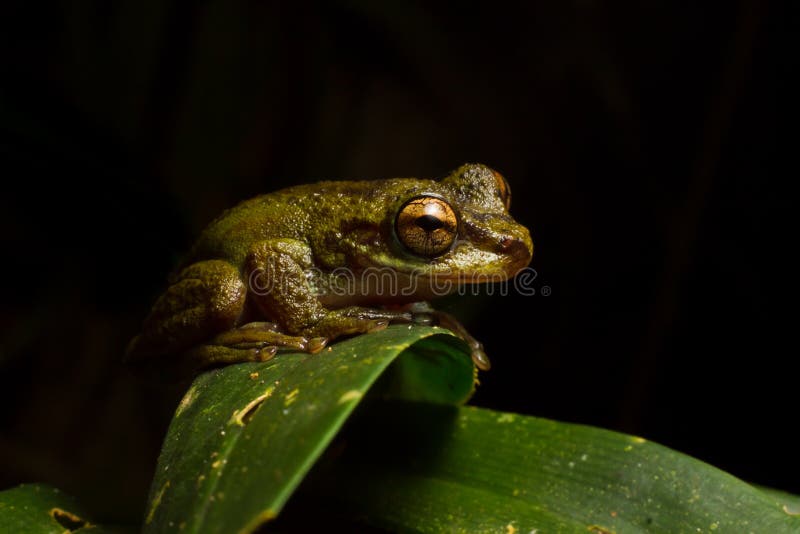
[313,270,456,308]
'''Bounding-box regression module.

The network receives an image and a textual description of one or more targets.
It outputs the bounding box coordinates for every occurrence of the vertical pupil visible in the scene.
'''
[415,214,444,232]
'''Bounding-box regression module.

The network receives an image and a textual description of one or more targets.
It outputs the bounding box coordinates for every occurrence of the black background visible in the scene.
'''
[1,1,795,524]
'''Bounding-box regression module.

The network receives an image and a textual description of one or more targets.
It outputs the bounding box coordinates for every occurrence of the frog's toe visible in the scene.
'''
[306,337,328,353]
[470,346,491,371]
[212,324,308,351]
[254,346,278,361]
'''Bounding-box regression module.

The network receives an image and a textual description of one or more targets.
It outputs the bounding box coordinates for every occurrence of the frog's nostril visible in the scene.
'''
[499,236,526,254]
[498,235,533,261]
[499,237,516,250]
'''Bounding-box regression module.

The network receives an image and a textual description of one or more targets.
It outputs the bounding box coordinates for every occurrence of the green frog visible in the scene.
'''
[125,163,533,378]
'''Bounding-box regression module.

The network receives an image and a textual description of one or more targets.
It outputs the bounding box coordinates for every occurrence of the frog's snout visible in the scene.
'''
[498,234,533,264]
[461,213,533,273]
[496,221,533,261]
[500,235,524,253]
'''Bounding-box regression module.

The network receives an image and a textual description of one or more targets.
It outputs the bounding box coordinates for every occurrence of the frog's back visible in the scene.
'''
[174,177,436,277]
[178,180,398,267]
[178,187,308,268]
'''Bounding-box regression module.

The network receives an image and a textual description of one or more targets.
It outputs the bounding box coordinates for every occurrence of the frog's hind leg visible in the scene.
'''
[178,322,329,374]
[210,321,329,354]
[125,260,247,369]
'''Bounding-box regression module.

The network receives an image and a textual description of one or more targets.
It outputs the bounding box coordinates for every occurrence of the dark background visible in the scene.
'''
[1,0,795,524]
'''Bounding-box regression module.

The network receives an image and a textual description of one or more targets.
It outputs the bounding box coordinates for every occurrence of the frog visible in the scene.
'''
[125,163,533,379]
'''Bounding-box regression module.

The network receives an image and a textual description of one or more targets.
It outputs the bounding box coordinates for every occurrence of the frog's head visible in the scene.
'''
[365,164,533,290]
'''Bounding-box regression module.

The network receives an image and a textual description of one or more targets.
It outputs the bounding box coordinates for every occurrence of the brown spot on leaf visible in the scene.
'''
[230,386,276,426]
[50,508,89,531]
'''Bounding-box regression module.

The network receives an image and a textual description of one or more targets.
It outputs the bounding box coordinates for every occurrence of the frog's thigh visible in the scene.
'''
[128,260,246,360]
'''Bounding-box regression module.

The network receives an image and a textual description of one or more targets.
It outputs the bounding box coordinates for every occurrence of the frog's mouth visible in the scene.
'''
[359,219,532,285]
[334,242,532,304]
[435,229,533,282]
[376,244,531,284]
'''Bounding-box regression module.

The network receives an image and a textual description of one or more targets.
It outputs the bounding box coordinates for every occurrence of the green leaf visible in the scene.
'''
[143,325,473,533]
[305,401,800,533]
[0,483,123,534]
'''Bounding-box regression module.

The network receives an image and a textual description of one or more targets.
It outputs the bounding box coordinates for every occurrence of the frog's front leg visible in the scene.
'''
[245,239,411,342]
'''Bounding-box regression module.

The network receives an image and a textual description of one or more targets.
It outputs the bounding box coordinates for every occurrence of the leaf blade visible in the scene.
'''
[309,401,800,533]
[143,325,473,534]
[0,483,124,534]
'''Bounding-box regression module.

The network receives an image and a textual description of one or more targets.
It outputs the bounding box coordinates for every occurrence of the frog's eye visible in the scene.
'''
[492,170,512,211]
[395,196,458,257]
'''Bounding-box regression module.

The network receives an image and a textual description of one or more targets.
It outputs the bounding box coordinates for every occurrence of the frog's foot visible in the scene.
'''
[211,322,328,354]
[179,324,332,376]
[433,310,491,371]
[304,317,388,340]
[399,303,491,371]
[185,344,279,368]
[302,306,414,340]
